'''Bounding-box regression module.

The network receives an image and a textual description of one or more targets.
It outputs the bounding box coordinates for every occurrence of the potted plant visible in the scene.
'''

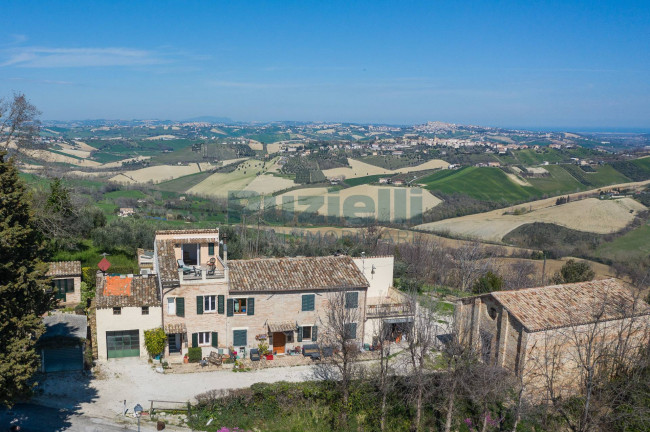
[183,354,189,364]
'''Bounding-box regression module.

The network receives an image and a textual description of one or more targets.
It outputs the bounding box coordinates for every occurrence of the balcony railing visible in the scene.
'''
[179,255,228,282]
[366,302,413,318]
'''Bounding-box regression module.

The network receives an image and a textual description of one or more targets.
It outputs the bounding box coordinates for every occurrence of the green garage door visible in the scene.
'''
[106,330,140,359]
[42,346,83,372]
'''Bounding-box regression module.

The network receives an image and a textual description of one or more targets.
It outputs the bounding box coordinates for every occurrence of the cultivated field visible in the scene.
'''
[416,197,647,242]
[273,185,441,220]
[243,174,296,195]
[247,140,264,151]
[323,158,448,179]
[188,158,284,198]
[109,163,215,184]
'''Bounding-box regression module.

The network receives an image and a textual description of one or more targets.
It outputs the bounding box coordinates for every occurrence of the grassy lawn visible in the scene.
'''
[420,167,539,202]
[595,222,650,261]
[52,240,138,271]
[104,189,148,199]
[526,165,585,195]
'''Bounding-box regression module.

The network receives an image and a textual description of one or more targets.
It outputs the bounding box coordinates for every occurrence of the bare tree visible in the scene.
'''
[402,291,440,431]
[371,315,394,432]
[314,289,363,429]
[527,288,650,432]
[0,93,41,150]
[452,241,493,292]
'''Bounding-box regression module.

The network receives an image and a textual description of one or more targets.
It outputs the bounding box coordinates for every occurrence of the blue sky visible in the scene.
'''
[1,1,649,128]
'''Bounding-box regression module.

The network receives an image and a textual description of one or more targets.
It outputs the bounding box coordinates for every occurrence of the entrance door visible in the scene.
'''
[168,334,182,354]
[272,332,286,354]
[106,330,140,359]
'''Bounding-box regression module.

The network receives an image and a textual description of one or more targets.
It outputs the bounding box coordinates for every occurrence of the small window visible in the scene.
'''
[167,298,176,315]
[286,332,294,343]
[204,295,216,312]
[208,242,215,255]
[488,307,497,320]
[302,326,312,340]
[234,298,247,315]
[113,307,121,315]
[141,306,149,315]
[198,331,210,346]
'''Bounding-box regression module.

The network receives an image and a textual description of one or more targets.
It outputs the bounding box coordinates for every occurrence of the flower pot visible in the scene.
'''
[183,356,189,364]
[265,354,273,360]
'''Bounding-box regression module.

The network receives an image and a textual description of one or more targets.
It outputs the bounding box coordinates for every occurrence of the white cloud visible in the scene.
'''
[1,47,164,68]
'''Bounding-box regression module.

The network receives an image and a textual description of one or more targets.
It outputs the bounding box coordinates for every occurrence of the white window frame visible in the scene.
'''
[167,297,176,315]
[204,295,216,312]
[198,331,211,346]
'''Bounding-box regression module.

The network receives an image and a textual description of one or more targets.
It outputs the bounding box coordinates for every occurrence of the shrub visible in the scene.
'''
[472,271,504,294]
[188,347,202,363]
[144,327,167,358]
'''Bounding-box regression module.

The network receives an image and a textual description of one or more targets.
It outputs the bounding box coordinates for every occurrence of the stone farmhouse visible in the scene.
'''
[47,261,82,306]
[92,228,412,361]
[455,279,650,395]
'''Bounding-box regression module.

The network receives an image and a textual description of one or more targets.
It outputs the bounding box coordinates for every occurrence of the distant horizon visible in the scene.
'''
[40,117,650,135]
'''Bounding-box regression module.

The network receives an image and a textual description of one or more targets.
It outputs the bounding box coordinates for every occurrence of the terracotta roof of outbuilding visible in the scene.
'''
[155,229,219,235]
[96,274,160,308]
[47,261,81,278]
[155,239,180,287]
[487,279,650,332]
[228,255,369,292]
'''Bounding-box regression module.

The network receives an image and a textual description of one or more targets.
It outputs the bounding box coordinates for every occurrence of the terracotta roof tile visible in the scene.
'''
[47,261,81,277]
[228,255,369,292]
[96,274,160,308]
[490,278,650,332]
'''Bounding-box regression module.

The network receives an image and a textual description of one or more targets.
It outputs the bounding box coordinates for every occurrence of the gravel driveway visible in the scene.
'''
[33,358,317,420]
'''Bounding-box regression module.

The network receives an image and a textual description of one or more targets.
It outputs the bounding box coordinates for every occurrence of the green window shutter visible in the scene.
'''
[196,296,204,315]
[302,294,315,311]
[218,295,225,314]
[208,243,215,255]
[211,332,218,348]
[191,333,198,348]
[227,299,234,317]
[345,292,358,309]
[312,325,318,342]
[176,297,185,317]
[297,326,303,342]
[247,297,255,316]
[345,323,357,339]
[233,330,247,347]
[68,279,75,293]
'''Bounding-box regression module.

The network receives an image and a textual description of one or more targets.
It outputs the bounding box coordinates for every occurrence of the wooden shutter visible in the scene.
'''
[302,294,315,311]
[297,326,303,342]
[208,243,215,255]
[218,295,225,314]
[196,296,204,315]
[247,297,255,316]
[233,330,247,347]
[227,298,234,317]
[345,323,357,339]
[211,332,218,348]
[311,325,318,342]
[345,292,358,309]
[191,333,198,348]
[176,297,185,317]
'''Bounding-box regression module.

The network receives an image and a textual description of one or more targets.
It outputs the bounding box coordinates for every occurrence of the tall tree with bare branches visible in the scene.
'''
[0,93,41,150]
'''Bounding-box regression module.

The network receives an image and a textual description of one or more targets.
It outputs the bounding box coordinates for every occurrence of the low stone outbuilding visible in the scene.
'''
[455,279,650,394]
[47,261,82,306]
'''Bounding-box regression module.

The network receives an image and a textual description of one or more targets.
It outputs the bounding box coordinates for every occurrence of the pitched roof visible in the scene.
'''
[228,255,369,292]
[489,278,650,332]
[96,274,160,308]
[155,239,180,287]
[155,228,219,236]
[47,261,81,278]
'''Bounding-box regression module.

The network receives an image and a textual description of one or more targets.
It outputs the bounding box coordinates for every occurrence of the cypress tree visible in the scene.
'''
[0,151,55,407]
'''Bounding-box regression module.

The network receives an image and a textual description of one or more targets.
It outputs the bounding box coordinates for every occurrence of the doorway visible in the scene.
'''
[272,332,286,354]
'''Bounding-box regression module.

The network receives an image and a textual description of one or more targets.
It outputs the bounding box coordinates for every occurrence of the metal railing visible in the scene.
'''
[366,302,413,318]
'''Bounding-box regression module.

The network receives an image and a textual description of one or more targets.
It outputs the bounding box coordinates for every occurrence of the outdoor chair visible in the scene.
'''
[207,257,216,276]
[177,259,193,275]
[207,351,223,366]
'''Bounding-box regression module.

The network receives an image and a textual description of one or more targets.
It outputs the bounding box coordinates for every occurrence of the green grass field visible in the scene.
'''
[526,165,585,195]
[595,222,650,261]
[343,174,393,186]
[155,171,215,193]
[420,167,539,202]
[103,189,148,199]
[52,240,138,270]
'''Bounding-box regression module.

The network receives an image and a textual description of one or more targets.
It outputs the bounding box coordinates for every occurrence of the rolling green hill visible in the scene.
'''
[420,167,539,202]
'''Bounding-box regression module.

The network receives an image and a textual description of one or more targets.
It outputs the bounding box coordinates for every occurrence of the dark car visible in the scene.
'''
[249,348,261,361]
